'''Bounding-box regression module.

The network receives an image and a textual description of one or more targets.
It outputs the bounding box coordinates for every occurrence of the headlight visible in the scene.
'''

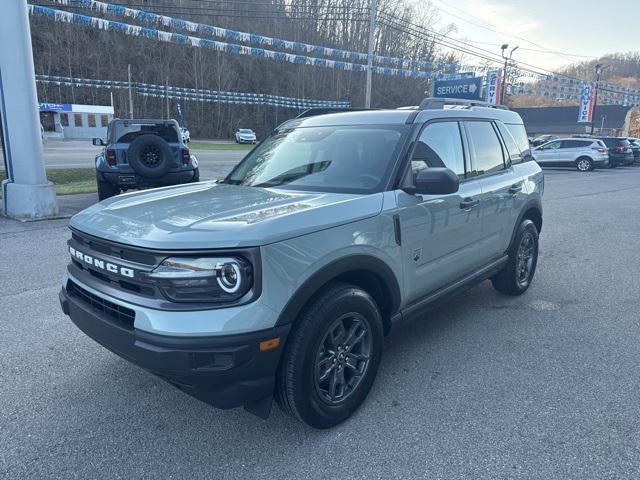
[148,256,253,303]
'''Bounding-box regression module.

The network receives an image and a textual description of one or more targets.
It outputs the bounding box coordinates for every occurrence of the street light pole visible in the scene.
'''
[501,44,519,103]
[364,0,377,109]
[590,63,609,135]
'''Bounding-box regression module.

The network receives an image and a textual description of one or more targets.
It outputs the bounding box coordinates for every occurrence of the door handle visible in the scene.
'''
[509,183,523,194]
[460,197,480,210]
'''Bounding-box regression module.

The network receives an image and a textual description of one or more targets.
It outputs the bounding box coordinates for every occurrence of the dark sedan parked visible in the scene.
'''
[595,137,635,167]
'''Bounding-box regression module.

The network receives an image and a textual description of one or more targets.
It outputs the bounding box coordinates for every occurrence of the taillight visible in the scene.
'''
[181,148,190,165]
[106,149,117,166]
[592,147,606,153]
[614,146,625,153]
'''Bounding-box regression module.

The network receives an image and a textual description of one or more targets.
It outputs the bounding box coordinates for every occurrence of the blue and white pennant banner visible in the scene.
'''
[44,0,458,73]
[36,75,351,109]
[30,4,446,79]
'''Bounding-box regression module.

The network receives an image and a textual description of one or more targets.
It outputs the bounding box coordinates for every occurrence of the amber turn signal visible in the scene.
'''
[259,337,280,352]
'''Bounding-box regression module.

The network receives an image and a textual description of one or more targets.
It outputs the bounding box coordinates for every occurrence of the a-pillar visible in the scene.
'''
[0,0,58,219]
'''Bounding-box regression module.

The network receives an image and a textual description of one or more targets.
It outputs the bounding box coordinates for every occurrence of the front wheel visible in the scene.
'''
[492,219,539,295]
[275,283,384,429]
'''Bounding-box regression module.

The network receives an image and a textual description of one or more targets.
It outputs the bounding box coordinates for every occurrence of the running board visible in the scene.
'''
[396,255,509,322]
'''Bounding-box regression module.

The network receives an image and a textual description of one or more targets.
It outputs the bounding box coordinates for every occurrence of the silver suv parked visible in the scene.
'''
[532,138,609,171]
[59,98,544,428]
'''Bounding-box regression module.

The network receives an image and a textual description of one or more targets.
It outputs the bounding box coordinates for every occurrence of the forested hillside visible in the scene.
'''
[30,0,458,138]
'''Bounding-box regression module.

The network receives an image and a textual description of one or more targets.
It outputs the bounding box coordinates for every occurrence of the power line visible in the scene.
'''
[429,0,594,63]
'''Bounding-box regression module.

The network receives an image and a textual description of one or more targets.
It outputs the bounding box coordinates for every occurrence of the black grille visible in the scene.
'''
[68,280,135,327]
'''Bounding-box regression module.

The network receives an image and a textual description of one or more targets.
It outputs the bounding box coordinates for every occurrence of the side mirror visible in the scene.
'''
[92,138,105,147]
[410,168,459,195]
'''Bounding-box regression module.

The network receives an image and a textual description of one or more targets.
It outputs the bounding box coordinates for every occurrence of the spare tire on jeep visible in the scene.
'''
[127,135,173,179]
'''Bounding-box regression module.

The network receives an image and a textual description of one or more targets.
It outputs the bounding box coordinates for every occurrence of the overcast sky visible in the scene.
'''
[431,0,638,72]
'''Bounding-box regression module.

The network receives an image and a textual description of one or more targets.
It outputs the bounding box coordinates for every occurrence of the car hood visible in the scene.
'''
[70,182,384,249]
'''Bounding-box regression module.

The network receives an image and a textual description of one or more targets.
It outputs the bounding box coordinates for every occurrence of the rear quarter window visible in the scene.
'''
[505,123,531,161]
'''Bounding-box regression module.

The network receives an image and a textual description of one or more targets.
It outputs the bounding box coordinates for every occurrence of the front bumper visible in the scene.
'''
[59,281,290,415]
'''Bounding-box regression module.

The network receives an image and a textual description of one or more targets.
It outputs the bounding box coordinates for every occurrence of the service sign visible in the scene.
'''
[484,69,504,105]
[433,77,483,100]
[577,83,595,123]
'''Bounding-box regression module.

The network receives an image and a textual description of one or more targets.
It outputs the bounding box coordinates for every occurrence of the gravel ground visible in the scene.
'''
[1,167,640,479]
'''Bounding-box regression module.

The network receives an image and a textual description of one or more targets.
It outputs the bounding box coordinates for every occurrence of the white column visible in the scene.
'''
[0,0,58,219]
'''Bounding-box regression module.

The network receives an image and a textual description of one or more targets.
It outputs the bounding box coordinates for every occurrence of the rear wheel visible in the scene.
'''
[576,157,593,172]
[492,219,539,296]
[275,283,383,429]
[96,176,119,201]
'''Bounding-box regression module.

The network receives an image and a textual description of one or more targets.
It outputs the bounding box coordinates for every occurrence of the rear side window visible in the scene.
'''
[561,140,588,149]
[409,121,465,180]
[466,121,505,175]
[496,122,522,164]
[505,123,531,158]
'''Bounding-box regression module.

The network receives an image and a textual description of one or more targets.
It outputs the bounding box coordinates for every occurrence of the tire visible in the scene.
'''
[491,219,539,296]
[275,283,384,429]
[96,176,118,201]
[127,135,173,179]
[192,167,200,183]
[576,157,593,172]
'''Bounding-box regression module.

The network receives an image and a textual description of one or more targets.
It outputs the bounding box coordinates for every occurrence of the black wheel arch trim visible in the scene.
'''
[274,254,402,327]
[509,198,543,250]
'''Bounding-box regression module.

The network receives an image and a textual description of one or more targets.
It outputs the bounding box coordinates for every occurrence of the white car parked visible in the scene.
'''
[235,128,257,144]
[532,138,609,172]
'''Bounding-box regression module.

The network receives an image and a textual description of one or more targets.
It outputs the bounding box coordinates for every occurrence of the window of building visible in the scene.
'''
[101,115,109,127]
[88,114,96,128]
[74,114,83,127]
[60,113,69,127]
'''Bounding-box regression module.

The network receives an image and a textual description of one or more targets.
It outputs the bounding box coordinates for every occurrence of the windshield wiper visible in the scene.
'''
[252,161,331,188]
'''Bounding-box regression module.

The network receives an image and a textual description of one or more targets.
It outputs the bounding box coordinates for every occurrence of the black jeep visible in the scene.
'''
[93,119,199,201]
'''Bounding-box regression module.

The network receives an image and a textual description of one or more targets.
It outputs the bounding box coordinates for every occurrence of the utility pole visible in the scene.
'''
[127,64,133,119]
[500,44,519,103]
[364,0,377,109]
[590,63,609,135]
[165,76,170,120]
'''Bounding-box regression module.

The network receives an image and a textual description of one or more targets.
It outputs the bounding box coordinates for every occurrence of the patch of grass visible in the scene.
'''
[0,168,97,196]
[189,142,253,151]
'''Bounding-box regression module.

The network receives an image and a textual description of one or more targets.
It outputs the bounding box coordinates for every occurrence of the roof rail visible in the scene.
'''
[296,107,370,119]
[419,97,509,111]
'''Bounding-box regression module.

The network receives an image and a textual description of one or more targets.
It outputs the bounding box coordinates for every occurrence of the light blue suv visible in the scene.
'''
[60,98,543,428]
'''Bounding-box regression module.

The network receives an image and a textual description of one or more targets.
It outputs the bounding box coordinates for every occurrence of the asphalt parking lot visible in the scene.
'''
[1,166,640,479]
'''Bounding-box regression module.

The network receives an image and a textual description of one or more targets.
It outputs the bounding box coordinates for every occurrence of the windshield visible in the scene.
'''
[239,129,254,134]
[223,125,408,193]
[111,123,179,143]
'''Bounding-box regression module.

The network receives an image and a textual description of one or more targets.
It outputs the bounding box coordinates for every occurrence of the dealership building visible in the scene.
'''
[513,105,633,137]
[38,103,114,139]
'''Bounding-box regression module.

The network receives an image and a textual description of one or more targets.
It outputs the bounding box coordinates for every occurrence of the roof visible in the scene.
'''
[514,105,633,134]
[280,104,525,129]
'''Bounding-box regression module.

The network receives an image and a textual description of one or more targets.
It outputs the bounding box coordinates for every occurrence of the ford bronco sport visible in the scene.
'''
[60,98,543,428]
[92,119,199,200]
